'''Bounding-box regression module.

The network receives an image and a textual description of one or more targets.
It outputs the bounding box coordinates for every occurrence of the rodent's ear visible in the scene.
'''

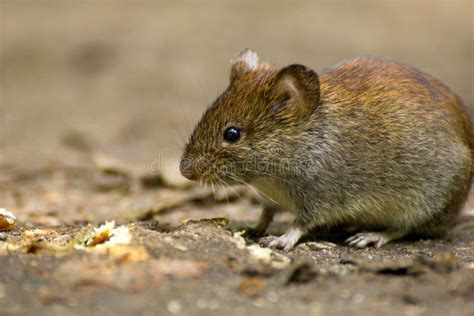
[272,64,320,120]
[230,49,259,82]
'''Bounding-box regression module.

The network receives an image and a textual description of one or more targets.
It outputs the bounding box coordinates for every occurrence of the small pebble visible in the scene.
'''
[0,232,8,241]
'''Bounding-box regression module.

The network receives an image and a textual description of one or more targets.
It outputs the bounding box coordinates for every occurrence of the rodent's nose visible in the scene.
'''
[179,159,198,181]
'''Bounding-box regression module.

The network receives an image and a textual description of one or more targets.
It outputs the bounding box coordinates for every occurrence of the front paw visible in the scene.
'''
[259,235,278,247]
[259,235,297,252]
[259,226,303,251]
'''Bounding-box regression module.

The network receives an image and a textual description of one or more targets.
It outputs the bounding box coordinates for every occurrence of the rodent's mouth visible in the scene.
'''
[192,172,248,187]
[179,160,241,186]
[180,154,242,183]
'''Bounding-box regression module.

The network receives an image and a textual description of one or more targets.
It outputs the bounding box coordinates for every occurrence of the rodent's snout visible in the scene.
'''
[179,158,198,181]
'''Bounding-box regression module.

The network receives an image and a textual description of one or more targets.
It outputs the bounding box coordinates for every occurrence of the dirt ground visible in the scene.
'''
[1,1,473,315]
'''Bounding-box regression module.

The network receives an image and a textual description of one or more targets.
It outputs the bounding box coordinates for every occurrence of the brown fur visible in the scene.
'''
[181,50,473,247]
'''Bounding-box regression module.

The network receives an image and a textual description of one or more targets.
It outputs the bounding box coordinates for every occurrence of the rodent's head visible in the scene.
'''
[180,49,320,185]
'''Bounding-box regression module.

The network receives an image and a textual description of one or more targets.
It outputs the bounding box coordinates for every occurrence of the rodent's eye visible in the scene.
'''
[223,126,242,143]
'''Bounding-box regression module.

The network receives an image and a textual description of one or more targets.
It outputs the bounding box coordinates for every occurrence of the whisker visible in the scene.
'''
[225,173,278,205]
[239,168,299,188]
[220,176,246,204]
[215,177,231,205]
[166,119,188,148]
[175,90,193,138]
[211,182,216,200]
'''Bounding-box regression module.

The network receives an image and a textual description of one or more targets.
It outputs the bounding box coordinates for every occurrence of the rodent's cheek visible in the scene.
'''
[193,156,211,175]
[219,140,239,148]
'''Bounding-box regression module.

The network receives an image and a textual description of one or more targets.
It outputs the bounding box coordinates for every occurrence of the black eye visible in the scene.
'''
[223,126,242,143]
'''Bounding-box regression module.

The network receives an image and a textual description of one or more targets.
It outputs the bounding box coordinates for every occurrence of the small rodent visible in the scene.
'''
[180,49,473,250]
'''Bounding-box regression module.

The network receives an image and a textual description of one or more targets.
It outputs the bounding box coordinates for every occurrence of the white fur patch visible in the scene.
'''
[233,48,259,69]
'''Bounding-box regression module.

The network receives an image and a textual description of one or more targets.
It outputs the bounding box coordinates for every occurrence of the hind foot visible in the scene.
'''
[346,231,400,248]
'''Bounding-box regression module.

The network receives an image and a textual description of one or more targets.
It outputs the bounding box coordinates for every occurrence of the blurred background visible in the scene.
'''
[1,1,473,225]
[2,0,473,171]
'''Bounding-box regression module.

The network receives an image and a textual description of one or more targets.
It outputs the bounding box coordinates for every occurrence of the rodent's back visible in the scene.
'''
[319,57,473,166]
[305,57,473,232]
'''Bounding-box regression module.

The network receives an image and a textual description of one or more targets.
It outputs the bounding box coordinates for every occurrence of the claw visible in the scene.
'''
[345,232,392,248]
[260,225,303,251]
[259,235,277,247]
[268,238,288,251]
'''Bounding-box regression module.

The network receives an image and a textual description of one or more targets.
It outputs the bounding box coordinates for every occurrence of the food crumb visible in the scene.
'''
[77,221,132,249]
[0,209,16,231]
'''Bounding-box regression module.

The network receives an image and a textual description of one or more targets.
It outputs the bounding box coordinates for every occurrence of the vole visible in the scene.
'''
[180,49,473,250]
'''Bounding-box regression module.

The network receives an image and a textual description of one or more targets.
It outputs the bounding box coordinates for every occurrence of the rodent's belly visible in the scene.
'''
[251,178,297,212]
